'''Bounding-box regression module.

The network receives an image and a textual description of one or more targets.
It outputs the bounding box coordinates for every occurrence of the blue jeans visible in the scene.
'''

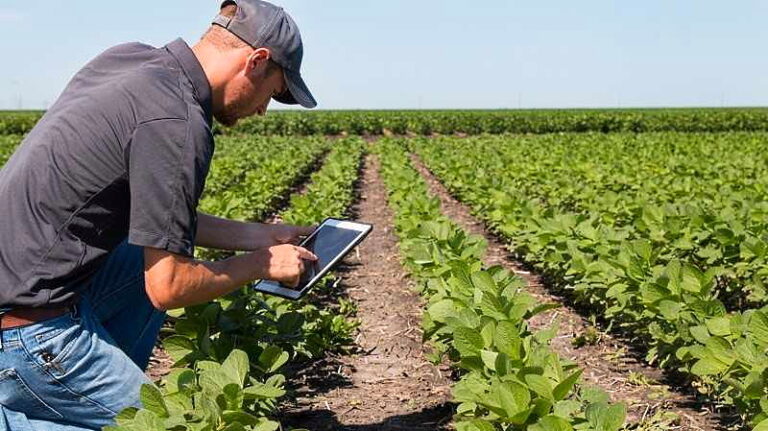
[0,241,167,430]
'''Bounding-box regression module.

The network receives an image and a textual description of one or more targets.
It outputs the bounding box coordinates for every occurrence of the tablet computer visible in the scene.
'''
[252,218,373,300]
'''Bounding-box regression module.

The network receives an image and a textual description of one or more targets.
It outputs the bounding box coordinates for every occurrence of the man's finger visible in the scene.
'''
[295,246,318,261]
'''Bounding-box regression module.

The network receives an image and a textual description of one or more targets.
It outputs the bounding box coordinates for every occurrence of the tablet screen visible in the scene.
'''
[287,224,363,290]
[253,218,372,299]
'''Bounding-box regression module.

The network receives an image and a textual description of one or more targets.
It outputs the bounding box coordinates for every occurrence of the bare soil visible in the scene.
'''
[411,154,726,431]
[279,154,455,431]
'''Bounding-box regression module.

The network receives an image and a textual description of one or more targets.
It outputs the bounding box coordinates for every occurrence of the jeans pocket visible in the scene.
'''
[26,316,83,375]
[0,368,63,421]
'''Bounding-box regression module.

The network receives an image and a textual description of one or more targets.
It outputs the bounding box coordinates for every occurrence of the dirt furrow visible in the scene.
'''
[279,154,454,431]
[411,154,724,431]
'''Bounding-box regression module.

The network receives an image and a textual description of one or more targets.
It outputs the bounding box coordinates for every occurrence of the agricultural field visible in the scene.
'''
[2,110,768,430]
[6,108,768,136]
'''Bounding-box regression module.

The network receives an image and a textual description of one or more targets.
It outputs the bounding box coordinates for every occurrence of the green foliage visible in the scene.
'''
[0,111,41,135]
[198,135,329,224]
[414,133,768,429]
[7,108,768,137]
[0,134,22,167]
[104,349,285,431]
[111,137,366,430]
[223,108,768,136]
[281,138,364,225]
[376,141,626,431]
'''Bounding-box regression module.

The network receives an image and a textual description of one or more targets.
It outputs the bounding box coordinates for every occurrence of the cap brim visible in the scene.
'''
[273,70,317,109]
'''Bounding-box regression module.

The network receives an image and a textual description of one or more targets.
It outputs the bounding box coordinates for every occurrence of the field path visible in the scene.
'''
[411,154,726,431]
[280,154,454,430]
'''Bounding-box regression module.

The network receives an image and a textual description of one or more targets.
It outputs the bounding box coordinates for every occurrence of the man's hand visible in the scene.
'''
[269,224,316,245]
[263,244,318,287]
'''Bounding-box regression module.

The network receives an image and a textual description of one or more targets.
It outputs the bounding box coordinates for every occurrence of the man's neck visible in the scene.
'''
[191,42,226,98]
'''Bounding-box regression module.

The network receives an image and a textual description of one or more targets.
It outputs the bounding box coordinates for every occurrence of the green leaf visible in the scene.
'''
[220,349,249,385]
[223,383,244,410]
[454,327,485,357]
[680,264,704,293]
[553,369,583,401]
[253,418,280,431]
[553,400,582,418]
[586,402,626,431]
[749,312,768,347]
[165,368,196,395]
[657,300,681,320]
[493,320,521,359]
[139,384,169,418]
[471,271,497,292]
[705,337,735,363]
[690,357,728,376]
[580,386,610,404]
[529,415,574,431]
[113,407,139,425]
[132,409,166,431]
[221,410,260,426]
[754,418,768,431]
[456,420,495,431]
[258,346,289,373]
[525,374,555,402]
[689,325,711,344]
[640,284,668,305]
[427,299,457,322]
[164,392,193,415]
[243,382,286,399]
[705,317,731,337]
[496,381,531,419]
[222,422,247,431]
[163,335,196,363]
[480,350,499,372]
[276,312,304,334]
[198,392,222,423]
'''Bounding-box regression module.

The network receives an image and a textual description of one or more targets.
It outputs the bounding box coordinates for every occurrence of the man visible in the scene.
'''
[0,1,318,429]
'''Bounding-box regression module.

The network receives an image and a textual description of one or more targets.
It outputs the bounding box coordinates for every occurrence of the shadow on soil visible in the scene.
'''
[282,356,353,397]
[279,402,454,431]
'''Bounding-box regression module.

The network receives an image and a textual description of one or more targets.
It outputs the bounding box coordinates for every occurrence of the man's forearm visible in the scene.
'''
[144,247,268,310]
[144,243,315,310]
[196,211,276,251]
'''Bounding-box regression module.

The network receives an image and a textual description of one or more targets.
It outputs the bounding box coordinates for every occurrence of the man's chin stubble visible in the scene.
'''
[214,112,238,127]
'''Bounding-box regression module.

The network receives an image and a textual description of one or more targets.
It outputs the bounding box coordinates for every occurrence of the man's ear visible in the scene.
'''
[245,48,272,75]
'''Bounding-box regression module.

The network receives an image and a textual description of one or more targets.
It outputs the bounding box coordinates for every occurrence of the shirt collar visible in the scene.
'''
[165,38,213,123]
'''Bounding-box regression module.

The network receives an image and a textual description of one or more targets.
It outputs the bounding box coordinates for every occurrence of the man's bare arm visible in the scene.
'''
[144,245,317,310]
[196,211,313,251]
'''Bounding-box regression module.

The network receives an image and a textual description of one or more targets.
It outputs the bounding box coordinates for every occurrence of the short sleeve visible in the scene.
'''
[127,118,213,256]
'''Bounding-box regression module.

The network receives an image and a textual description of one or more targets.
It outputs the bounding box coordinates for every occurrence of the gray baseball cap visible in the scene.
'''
[213,0,317,108]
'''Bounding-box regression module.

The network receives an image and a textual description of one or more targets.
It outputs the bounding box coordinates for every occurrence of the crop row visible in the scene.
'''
[0,135,22,166]
[280,137,365,225]
[0,111,39,135]
[110,138,367,431]
[375,139,626,431]
[198,135,328,223]
[224,109,768,136]
[435,133,768,307]
[413,134,768,429]
[6,109,768,137]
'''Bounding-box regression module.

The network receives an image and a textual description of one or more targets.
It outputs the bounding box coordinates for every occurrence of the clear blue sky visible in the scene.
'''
[0,0,766,110]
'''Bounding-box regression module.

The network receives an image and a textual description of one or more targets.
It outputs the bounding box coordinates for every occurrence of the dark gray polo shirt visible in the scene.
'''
[0,38,214,309]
